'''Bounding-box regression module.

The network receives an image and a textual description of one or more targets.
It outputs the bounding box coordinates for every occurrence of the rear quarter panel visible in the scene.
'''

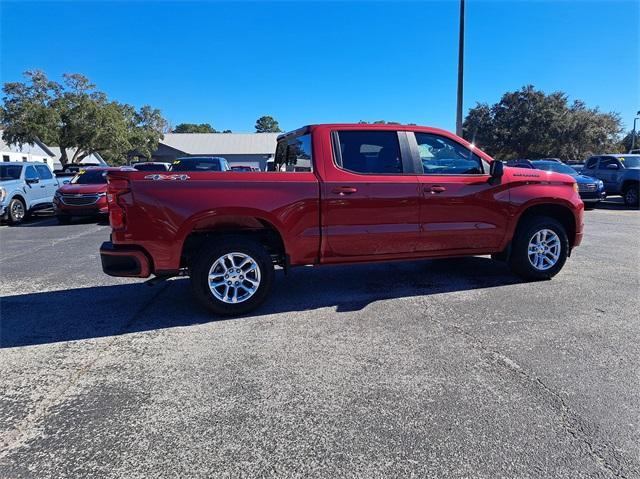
[111,171,320,270]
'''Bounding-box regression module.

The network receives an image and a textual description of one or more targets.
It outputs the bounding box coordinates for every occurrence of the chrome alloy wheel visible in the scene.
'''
[208,252,261,304]
[11,200,25,220]
[528,229,561,271]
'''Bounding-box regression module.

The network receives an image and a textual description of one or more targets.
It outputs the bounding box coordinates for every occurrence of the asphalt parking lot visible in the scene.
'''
[0,201,638,478]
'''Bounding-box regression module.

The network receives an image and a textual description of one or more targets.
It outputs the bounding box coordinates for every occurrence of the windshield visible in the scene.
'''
[133,163,168,171]
[532,162,577,176]
[0,165,23,181]
[170,158,225,172]
[71,169,108,184]
[618,156,640,168]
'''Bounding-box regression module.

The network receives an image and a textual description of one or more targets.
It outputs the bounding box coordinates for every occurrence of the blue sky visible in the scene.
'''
[1,1,638,133]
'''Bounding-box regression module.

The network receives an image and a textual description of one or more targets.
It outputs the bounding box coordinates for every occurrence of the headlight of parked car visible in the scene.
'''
[97,192,106,197]
[0,187,6,203]
[598,180,604,189]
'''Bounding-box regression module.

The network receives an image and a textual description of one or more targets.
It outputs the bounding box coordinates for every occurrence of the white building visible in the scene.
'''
[152,133,280,171]
[0,131,57,170]
[47,147,107,170]
[1,131,106,171]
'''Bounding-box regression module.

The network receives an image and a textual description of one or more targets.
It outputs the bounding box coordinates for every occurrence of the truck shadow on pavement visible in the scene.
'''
[1,257,523,348]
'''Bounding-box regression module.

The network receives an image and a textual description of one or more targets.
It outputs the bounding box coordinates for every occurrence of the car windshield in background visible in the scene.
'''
[0,165,23,181]
[133,163,168,171]
[618,156,640,168]
[71,169,108,184]
[170,158,224,171]
[532,161,577,176]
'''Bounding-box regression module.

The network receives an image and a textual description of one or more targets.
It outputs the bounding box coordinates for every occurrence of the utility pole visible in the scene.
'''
[456,0,465,137]
[631,111,640,152]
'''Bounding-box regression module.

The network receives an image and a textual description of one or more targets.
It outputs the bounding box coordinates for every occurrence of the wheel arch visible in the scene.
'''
[179,213,287,269]
[514,202,578,249]
[621,178,638,192]
[9,193,27,207]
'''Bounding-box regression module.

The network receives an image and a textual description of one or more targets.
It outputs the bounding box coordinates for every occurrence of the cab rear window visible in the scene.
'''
[273,134,313,172]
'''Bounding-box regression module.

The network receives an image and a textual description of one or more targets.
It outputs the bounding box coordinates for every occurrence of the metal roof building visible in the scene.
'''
[153,133,279,170]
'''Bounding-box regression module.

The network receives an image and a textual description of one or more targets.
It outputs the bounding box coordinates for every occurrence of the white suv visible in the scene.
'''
[0,162,60,224]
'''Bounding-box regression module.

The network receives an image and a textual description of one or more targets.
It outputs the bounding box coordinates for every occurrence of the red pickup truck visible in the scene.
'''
[100,124,584,315]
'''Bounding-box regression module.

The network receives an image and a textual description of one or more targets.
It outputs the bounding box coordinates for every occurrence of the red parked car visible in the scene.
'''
[54,167,116,224]
[100,124,584,316]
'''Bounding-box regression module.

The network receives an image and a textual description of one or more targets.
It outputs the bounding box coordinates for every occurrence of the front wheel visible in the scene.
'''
[508,216,569,280]
[190,236,275,316]
[623,184,639,207]
[7,198,26,225]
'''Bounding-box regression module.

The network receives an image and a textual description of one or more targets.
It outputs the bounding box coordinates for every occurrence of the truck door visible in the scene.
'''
[24,165,46,205]
[321,129,421,259]
[35,164,59,202]
[597,157,623,193]
[409,131,509,252]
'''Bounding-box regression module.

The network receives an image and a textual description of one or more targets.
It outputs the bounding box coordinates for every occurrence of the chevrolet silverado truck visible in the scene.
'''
[100,124,584,315]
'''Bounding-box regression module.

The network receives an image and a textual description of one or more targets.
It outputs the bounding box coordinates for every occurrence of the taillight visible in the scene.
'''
[107,178,131,230]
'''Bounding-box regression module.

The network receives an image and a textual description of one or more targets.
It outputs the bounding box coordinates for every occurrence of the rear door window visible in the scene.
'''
[334,131,403,174]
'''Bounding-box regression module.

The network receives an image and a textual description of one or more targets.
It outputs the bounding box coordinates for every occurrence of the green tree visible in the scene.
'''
[1,70,167,166]
[173,123,217,133]
[462,85,623,161]
[255,115,282,133]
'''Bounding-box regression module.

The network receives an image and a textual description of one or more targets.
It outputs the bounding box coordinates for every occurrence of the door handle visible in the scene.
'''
[332,186,358,195]
[425,185,446,194]
[40,185,46,188]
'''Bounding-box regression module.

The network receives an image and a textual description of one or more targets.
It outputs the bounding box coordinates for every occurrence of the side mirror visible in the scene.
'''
[606,163,620,170]
[489,161,504,183]
[26,177,39,184]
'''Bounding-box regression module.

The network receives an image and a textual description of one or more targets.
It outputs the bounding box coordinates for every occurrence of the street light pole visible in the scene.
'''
[631,110,640,152]
[456,0,465,137]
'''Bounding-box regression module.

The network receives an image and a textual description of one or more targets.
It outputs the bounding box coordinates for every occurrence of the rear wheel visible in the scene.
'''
[7,198,26,225]
[622,184,639,207]
[508,216,568,280]
[190,236,275,316]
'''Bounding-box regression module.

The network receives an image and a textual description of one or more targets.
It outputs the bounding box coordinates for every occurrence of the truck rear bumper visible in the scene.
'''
[100,241,151,278]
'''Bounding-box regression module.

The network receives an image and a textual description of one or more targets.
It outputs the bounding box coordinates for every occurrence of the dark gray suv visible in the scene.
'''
[581,155,640,207]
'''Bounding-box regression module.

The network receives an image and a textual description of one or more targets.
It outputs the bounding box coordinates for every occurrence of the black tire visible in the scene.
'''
[508,216,569,280]
[7,198,26,225]
[57,215,72,224]
[622,184,639,208]
[491,250,509,262]
[190,235,275,316]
